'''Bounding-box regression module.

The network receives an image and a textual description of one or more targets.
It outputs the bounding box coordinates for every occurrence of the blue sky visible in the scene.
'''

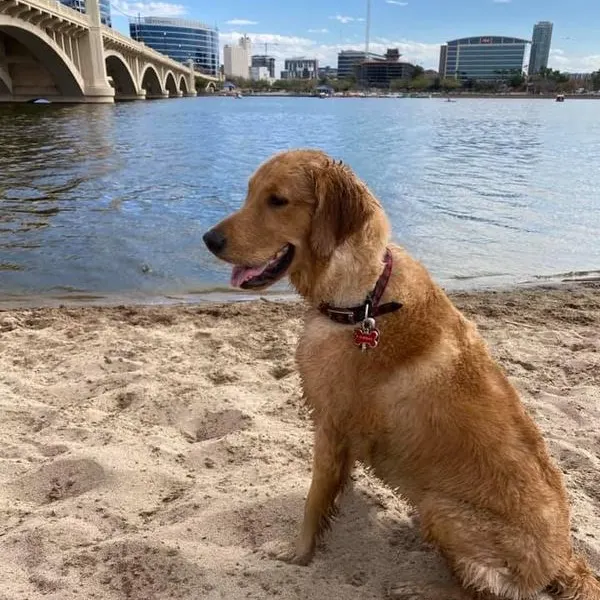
[110,0,600,73]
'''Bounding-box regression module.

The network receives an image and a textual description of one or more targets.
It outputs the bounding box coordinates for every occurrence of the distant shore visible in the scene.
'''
[216,91,600,100]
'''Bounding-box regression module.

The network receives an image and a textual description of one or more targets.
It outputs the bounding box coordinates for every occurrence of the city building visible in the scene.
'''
[357,48,415,88]
[568,72,592,82]
[284,58,319,79]
[318,66,338,79]
[251,55,276,79]
[129,17,219,76]
[438,45,447,78]
[223,35,251,79]
[250,66,271,81]
[439,36,530,81]
[528,21,553,76]
[337,49,384,79]
[60,0,111,27]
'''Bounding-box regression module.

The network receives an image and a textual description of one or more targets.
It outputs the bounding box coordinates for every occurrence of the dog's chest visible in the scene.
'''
[296,316,402,439]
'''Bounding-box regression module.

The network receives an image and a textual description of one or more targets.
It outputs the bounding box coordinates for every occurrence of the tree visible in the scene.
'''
[441,77,461,92]
[508,69,525,89]
[332,76,357,92]
[272,78,317,94]
[390,78,408,92]
[411,65,425,79]
[591,71,600,91]
[408,76,431,91]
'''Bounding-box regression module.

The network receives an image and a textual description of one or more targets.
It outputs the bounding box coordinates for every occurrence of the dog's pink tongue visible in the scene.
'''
[231,265,265,288]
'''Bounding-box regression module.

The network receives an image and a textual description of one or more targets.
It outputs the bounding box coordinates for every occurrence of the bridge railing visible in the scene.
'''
[102,27,219,81]
[27,0,90,27]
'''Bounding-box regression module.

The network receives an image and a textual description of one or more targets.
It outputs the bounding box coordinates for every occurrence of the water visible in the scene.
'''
[1,97,600,304]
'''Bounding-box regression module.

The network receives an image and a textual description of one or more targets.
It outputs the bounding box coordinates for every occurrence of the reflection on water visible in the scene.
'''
[1,97,600,301]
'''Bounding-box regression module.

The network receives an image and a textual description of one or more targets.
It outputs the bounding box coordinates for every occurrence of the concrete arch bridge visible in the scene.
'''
[0,0,219,102]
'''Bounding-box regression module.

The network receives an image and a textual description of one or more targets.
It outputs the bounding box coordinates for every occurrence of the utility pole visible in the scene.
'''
[365,0,371,55]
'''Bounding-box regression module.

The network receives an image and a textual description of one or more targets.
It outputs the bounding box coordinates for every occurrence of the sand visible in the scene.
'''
[0,284,599,600]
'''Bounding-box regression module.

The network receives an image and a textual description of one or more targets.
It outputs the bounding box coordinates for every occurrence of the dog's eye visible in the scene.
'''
[268,195,289,208]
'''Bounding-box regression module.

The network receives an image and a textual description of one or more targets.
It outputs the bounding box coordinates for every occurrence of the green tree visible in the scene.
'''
[390,78,409,92]
[332,76,357,92]
[508,70,525,89]
[591,71,600,91]
[441,77,461,92]
[411,65,425,79]
[408,76,431,91]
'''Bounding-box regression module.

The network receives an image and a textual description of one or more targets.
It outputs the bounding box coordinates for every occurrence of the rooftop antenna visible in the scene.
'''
[365,0,371,55]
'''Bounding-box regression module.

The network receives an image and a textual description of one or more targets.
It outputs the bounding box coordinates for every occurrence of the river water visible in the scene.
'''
[1,97,599,305]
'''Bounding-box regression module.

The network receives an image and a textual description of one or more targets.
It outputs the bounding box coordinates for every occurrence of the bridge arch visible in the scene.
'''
[140,64,165,99]
[105,51,139,99]
[164,71,178,97]
[0,66,12,95]
[178,74,188,95]
[0,15,85,99]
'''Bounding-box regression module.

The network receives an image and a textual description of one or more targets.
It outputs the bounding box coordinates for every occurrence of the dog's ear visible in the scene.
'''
[310,161,371,259]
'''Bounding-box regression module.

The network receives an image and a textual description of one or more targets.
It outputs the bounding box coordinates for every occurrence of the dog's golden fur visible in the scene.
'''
[205,149,600,600]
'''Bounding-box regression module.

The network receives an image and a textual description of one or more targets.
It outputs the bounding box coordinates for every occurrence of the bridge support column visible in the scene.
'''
[186,59,197,97]
[80,0,114,103]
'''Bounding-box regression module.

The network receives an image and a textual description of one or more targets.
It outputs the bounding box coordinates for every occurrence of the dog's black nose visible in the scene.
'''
[203,229,227,255]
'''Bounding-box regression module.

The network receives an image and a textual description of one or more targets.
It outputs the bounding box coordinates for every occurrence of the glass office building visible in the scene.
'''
[337,50,384,79]
[60,0,112,27]
[528,21,553,76]
[439,36,530,81]
[129,17,219,76]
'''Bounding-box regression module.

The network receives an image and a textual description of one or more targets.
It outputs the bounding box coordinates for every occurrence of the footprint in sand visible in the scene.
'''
[179,409,251,443]
[73,540,207,600]
[10,457,105,504]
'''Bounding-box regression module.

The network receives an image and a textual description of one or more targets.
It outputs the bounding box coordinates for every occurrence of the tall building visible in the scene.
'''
[528,21,553,76]
[337,50,384,79]
[284,58,319,79]
[250,66,271,81]
[318,66,338,79]
[439,36,530,81]
[60,0,111,27]
[129,17,219,76]
[438,45,447,77]
[223,35,252,79]
[357,48,415,88]
[251,55,276,79]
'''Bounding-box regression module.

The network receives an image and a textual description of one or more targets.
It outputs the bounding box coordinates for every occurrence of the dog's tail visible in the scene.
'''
[547,555,600,600]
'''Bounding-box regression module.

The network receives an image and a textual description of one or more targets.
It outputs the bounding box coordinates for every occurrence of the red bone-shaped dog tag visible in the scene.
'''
[353,327,380,350]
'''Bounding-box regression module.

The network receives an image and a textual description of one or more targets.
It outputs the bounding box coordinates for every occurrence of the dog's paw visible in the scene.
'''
[260,539,314,566]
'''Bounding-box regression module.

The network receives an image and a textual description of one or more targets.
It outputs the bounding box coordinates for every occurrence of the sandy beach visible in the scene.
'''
[0,283,598,600]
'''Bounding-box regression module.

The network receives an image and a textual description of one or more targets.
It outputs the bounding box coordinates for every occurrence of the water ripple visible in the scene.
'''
[1,97,600,299]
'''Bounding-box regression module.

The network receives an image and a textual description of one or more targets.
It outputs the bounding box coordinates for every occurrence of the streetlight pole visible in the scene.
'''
[365,0,371,55]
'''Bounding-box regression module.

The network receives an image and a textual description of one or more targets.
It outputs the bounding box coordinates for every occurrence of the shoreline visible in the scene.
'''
[0,282,598,599]
[218,92,600,100]
[1,270,599,310]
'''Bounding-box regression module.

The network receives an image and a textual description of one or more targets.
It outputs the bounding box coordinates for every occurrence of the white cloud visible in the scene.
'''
[329,15,365,24]
[548,50,600,72]
[386,0,408,5]
[226,19,258,26]
[220,31,441,76]
[111,0,186,17]
[308,28,329,34]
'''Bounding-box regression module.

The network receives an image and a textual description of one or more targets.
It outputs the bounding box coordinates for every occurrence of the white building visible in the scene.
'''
[284,57,319,79]
[250,66,270,81]
[224,35,252,79]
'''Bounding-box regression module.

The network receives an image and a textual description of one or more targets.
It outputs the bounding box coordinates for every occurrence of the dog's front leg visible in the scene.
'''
[277,422,352,565]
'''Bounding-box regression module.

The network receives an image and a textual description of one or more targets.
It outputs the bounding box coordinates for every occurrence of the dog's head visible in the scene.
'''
[203,149,383,291]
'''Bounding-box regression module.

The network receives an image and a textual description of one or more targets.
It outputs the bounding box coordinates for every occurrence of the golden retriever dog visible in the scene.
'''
[203,149,599,600]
